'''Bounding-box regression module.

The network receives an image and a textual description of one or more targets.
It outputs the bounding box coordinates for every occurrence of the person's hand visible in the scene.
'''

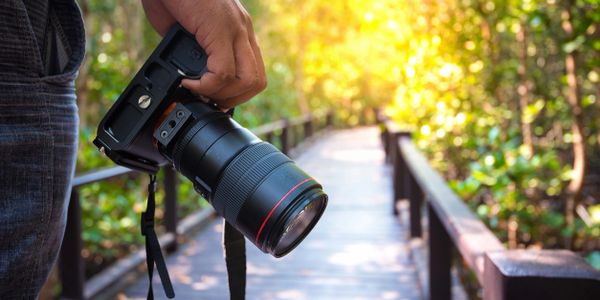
[141,0,267,109]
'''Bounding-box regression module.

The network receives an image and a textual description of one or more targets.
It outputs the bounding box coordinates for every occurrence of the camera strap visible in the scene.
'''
[139,174,247,299]
[223,221,246,300]
[218,107,246,300]
[221,106,247,300]
[141,174,175,299]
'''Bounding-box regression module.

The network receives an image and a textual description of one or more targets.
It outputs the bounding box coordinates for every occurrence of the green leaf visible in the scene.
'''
[522,99,545,124]
[488,126,500,142]
[471,170,498,186]
[585,252,600,271]
[589,205,600,224]
[477,204,490,217]
[542,212,564,228]
[562,35,586,53]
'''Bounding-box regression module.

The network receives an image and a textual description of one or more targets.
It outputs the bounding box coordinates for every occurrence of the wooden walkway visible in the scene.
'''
[122,127,422,300]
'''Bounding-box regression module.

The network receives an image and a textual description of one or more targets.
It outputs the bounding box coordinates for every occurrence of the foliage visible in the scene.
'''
[587,251,600,270]
[380,0,600,255]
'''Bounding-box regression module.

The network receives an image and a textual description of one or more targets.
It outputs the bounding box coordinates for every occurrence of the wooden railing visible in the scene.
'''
[379,116,600,300]
[58,110,333,299]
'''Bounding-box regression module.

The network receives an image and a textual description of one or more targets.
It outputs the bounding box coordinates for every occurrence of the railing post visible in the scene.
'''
[402,141,424,238]
[378,113,393,164]
[265,132,274,144]
[429,202,452,300]
[386,128,397,166]
[396,133,422,238]
[483,250,600,300]
[281,118,290,155]
[295,124,301,147]
[164,166,178,252]
[326,111,334,128]
[381,127,390,163]
[59,189,85,300]
[304,115,313,139]
[391,131,412,216]
[390,131,402,215]
[407,168,423,238]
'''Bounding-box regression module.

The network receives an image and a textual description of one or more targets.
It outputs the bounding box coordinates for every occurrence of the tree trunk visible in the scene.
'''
[516,22,534,158]
[295,4,309,115]
[508,214,519,249]
[562,0,586,249]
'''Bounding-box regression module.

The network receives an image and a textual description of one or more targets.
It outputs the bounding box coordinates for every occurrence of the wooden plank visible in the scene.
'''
[398,136,503,284]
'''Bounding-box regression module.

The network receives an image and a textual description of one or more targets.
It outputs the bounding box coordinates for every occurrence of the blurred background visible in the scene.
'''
[55,0,600,297]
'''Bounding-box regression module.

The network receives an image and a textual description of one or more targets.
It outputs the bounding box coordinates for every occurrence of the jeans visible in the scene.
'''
[0,1,85,298]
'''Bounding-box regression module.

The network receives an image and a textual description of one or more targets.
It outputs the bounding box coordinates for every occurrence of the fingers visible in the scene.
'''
[225,8,267,106]
[183,31,267,108]
[158,0,267,109]
[208,35,258,99]
[182,34,253,100]
[181,37,236,96]
[219,30,267,108]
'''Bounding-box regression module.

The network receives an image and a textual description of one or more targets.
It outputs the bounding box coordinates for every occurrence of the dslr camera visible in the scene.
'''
[93,24,327,257]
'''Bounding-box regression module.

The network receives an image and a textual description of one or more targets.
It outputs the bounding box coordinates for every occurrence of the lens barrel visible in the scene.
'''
[157,101,327,257]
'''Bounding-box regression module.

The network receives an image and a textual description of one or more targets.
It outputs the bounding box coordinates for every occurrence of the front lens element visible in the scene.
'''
[273,191,327,256]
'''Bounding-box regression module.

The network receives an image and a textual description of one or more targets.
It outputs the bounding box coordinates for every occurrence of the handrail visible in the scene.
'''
[58,110,334,299]
[252,119,287,136]
[72,166,133,187]
[399,137,504,282]
[379,113,600,300]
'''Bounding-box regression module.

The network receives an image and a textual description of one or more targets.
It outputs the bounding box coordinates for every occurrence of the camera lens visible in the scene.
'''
[272,190,327,255]
[157,101,327,257]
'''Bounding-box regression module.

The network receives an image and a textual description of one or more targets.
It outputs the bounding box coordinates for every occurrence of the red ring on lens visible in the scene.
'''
[254,178,313,244]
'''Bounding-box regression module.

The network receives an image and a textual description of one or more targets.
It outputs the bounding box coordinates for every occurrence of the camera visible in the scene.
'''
[93,24,327,257]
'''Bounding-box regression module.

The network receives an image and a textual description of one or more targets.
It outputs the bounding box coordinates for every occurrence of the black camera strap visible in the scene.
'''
[141,174,175,299]
[221,106,247,300]
[140,174,246,300]
[223,221,246,300]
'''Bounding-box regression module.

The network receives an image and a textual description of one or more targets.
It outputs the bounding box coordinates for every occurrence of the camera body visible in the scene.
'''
[93,23,207,173]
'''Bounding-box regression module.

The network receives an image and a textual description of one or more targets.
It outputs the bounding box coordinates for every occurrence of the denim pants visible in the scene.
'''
[0,1,85,298]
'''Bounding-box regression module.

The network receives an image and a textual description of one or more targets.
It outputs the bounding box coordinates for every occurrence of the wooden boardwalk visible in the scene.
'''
[123,127,422,300]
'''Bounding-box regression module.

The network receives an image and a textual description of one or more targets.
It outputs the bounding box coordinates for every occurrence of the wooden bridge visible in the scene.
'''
[54,113,600,300]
